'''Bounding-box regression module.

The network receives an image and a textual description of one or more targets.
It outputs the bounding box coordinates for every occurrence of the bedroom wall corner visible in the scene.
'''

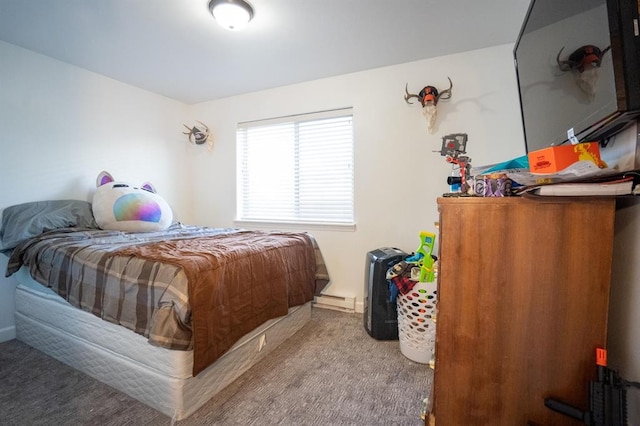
[0,40,193,337]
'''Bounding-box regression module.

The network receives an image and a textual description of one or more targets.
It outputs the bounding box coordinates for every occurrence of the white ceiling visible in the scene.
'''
[0,0,532,104]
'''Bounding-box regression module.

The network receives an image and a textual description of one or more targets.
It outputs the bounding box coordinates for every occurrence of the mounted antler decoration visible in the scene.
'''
[183,121,213,150]
[557,45,611,101]
[404,77,453,133]
[557,45,611,72]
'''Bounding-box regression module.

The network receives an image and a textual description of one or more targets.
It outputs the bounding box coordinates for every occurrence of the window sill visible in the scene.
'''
[233,219,356,232]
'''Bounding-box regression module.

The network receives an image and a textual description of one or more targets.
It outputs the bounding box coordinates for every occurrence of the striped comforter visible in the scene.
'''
[6,223,329,375]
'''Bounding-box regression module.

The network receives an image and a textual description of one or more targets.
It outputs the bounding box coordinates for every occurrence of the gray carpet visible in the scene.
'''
[0,308,431,426]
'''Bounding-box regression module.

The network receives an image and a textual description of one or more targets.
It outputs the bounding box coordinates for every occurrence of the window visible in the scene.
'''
[237,108,354,227]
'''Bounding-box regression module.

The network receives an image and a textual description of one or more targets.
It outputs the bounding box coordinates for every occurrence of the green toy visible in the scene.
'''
[416,231,436,282]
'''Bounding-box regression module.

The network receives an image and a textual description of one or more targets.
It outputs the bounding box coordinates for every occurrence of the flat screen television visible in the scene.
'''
[514,0,640,153]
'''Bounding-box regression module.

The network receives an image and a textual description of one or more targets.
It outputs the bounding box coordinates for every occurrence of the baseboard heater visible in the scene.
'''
[313,295,356,313]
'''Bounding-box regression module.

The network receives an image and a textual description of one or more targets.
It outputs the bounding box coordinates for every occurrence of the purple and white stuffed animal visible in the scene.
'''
[92,171,173,232]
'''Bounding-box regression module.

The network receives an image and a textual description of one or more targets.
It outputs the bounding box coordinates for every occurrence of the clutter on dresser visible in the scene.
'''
[474,120,640,194]
[474,173,513,197]
[471,127,640,197]
[515,172,639,196]
[439,133,473,195]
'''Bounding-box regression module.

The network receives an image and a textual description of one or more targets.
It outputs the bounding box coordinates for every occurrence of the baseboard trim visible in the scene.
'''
[0,325,16,343]
[313,295,356,313]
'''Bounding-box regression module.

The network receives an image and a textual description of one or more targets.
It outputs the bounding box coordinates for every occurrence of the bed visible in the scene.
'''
[2,200,329,420]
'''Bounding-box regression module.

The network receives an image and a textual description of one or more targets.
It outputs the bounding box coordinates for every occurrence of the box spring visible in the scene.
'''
[14,267,311,420]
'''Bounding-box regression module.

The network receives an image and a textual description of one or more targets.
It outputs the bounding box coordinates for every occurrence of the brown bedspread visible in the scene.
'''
[6,225,330,376]
[113,230,318,375]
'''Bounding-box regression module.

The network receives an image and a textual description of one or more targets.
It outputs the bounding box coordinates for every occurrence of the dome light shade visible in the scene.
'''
[209,0,254,31]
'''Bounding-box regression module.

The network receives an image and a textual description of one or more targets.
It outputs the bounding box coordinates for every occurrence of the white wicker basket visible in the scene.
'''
[397,280,437,364]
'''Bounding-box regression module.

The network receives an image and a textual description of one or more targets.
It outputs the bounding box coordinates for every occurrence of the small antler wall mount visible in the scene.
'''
[557,45,611,101]
[183,121,213,150]
[404,77,453,133]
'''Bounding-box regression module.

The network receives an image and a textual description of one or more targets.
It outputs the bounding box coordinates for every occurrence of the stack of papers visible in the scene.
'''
[520,177,635,196]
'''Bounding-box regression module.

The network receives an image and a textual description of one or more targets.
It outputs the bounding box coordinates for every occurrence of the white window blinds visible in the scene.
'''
[237,108,354,226]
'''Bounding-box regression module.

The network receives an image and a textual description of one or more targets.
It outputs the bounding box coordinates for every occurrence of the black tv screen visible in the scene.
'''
[514,0,640,153]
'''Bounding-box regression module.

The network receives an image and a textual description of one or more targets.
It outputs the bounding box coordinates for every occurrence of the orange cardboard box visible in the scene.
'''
[527,142,605,174]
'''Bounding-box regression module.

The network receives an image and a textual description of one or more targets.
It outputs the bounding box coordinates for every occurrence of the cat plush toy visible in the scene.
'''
[92,171,173,232]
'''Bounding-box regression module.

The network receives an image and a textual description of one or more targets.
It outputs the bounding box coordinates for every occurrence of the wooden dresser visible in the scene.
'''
[429,196,616,425]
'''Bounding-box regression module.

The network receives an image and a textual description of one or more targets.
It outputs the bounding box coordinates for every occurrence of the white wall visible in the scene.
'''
[188,43,526,309]
[609,199,640,424]
[0,41,192,340]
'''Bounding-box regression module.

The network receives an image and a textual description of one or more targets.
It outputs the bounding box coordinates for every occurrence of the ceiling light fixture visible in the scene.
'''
[209,0,254,31]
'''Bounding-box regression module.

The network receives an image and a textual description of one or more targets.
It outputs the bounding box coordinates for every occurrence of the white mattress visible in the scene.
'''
[14,266,311,420]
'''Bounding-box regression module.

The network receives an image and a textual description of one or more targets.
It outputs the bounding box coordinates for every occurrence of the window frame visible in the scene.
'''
[235,108,355,231]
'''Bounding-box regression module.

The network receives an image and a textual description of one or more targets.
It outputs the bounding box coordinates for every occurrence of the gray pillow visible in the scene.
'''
[0,200,98,252]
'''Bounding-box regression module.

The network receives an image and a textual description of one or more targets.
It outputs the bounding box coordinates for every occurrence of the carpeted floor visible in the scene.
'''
[0,308,431,426]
